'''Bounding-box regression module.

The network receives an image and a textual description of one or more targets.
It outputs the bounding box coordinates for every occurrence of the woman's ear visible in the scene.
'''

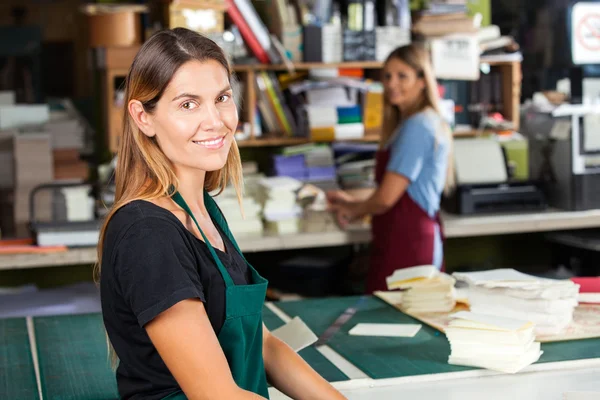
[128,100,155,138]
[419,76,426,92]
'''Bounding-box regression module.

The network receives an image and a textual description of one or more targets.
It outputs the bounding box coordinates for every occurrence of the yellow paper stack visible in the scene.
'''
[386,265,456,313]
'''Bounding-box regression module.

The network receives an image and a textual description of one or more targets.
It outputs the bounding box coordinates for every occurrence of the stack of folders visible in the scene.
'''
[387,265,456,313]
[446,311,542,373]
[453,269,580,335]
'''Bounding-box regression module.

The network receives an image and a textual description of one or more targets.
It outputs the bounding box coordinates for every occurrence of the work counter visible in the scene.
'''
[3,296,600,399]
[3,208,600,271]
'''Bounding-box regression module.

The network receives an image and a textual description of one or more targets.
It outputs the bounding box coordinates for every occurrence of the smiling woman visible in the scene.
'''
[96,28,346,400]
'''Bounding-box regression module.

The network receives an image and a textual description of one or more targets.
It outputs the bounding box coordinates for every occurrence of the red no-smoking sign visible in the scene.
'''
[572,3,600,64]
[576,13,600,51]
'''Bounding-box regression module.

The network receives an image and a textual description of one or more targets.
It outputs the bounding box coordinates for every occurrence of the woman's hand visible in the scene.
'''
[326,190,355,206]
[263,325,347,400]
[326,190,362,228]
[331,202,362,228]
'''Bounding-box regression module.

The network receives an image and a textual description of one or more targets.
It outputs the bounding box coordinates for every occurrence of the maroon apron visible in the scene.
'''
[366,149,445,294]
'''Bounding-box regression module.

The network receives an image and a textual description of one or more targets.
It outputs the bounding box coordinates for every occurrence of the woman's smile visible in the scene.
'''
[192,134,227,150]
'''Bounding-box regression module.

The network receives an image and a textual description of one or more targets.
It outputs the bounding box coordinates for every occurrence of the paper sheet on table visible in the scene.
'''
[271,317,318,352]
[578,293,600,304]
[348,323,422,337]
[449,311,531,331]
[453,269,574,288]
[386,265,439,288]
[563,392,600,400]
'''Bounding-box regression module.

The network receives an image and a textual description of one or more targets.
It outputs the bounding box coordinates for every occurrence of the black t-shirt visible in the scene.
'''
[100,200,250,400]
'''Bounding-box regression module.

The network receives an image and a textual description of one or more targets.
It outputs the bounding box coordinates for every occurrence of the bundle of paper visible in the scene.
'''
[453,269,580,335]
[213,183,264,237]
[446,311,542,374]
[386,265,456,313]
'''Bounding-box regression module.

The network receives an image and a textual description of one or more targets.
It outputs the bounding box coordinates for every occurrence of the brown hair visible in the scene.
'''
[380,44,455,195]
[95,28,243,365]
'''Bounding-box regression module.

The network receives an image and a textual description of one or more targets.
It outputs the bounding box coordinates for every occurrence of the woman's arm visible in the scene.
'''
[262,325,347,400]
[328,171,409,227]
[353,171,410,216]
[146,299,266,400]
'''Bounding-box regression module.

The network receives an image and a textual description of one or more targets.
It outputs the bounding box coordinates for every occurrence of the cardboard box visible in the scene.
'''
[81,4,148,47]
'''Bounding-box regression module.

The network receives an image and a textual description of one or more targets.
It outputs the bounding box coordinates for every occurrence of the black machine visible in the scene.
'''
[527,105,600,211]
[443,137,546,215]
[444,181,546,215]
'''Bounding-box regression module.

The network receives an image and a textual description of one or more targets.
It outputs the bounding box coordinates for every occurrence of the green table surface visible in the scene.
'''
[0,318,39,400]
[263,306,348,382]
[275,296,600,380]
[5,295,600,399]
[15,305,345,400]
[34,313,118,400]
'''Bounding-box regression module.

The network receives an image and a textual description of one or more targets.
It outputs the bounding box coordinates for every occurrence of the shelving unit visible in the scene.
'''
[234,59,521,147]
[98,46,139,153]
[101,55,521,152]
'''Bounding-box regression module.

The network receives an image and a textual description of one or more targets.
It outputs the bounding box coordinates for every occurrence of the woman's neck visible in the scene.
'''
[399,99,426,121]
[173,165,208,216]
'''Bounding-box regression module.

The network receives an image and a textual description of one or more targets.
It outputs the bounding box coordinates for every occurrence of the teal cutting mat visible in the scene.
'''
[276,296,600,379]
[33,313,118,400]
[23,307,346,400]
[0,318,39,399]
[262,305,348,382]
[276,296,473,379]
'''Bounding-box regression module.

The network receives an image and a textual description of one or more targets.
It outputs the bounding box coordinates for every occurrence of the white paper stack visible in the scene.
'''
[258,176,303,235]
[386,265,456,313]
[453,269,580,335]
[446,311,542,373]
[213,184,264,238]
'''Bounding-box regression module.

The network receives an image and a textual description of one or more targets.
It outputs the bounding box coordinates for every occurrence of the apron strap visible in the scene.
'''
[171,191,235,287]
[203,191,248,263]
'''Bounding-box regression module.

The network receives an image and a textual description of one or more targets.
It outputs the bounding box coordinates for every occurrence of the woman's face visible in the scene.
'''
[142,59,237,174]
[382,58,425,109]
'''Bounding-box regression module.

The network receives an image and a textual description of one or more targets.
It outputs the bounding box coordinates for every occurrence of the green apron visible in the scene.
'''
[162,190,270,399]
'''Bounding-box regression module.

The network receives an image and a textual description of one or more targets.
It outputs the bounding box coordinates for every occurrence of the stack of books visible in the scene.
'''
[387,265,456,313]
[446,311,542,373]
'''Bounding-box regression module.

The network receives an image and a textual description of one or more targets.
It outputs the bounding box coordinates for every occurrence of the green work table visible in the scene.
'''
[3,296,600,400]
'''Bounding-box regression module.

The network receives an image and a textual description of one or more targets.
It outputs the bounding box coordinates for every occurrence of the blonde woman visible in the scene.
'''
[98,28,345,400]
[328,44,455,293]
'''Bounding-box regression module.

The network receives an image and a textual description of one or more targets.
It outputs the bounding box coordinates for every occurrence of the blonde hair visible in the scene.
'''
[380,44,455,195]
[95,28,243,367]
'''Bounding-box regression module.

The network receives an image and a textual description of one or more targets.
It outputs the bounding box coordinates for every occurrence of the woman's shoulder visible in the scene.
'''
[402,109,441,133]
[105,200,186,248]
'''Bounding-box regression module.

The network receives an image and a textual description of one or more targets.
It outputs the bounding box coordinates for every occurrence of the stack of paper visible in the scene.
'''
[213,191,263,238]
[453,269,580,335]
[258,176,303,235]
[446,311,542,374]
[386,265,456,313]
[212,169,265,238]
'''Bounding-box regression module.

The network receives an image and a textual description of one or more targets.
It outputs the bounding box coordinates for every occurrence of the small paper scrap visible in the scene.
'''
[348,323,422,337]
[271,317,318,352]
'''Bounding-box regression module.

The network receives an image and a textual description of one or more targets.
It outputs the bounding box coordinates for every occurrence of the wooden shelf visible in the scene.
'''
[237,133,381,147]
[232,59,521,72]
[232,61,384,72]
[480,59,522,66]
